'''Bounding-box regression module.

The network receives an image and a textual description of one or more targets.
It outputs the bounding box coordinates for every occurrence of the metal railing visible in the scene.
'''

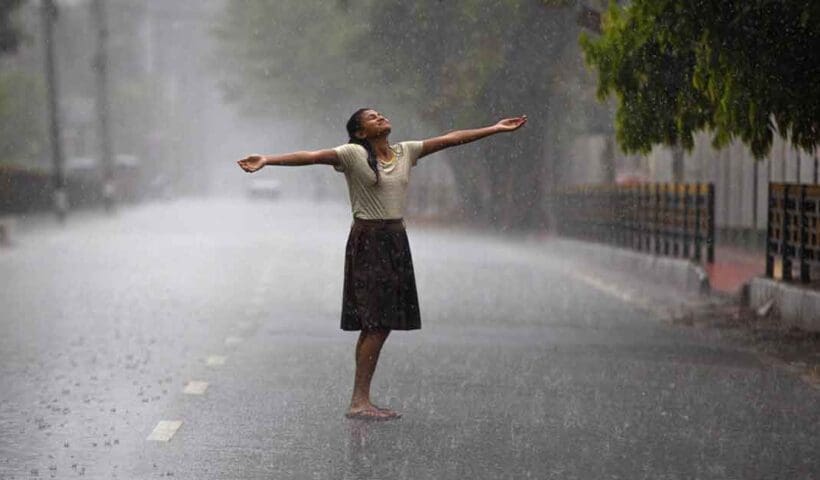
[550,183,715,263]
[765,183,820,283]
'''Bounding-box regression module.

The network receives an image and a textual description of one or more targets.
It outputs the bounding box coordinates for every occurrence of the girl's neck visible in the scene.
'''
[368,136,391,159]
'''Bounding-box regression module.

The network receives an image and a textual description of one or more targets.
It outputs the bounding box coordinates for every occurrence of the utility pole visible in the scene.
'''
[577,2,617,185]
[92,0,115,212]
[40,0,67,223]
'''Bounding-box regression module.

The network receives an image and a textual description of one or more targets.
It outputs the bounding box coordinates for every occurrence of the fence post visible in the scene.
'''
[644,184,651,251]
[694,183,703,262]
[654,185,662,255]
[630,186,635,249]
[707,183,715,263]
[765,183,774,277]
[613,186,621,246]
[799,184,809,283]
[782,184,792,280]
[613,186,620,246]
[640,185,651,251]
[682,184,691,258]
[671,184,679,257]
[634,185,641,251]
[635,185,642,251]
[616,186,624,246]
[663,184,671,255]
[623,186,628,248]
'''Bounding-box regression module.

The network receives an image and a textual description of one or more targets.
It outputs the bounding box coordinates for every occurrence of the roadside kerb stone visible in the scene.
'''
[747,277,820,333]
[548,238,710,296]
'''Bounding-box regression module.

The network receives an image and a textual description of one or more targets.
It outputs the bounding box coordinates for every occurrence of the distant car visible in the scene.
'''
[247,178,282,199]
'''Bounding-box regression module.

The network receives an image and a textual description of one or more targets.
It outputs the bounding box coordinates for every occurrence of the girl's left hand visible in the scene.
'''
[495,115,527,132]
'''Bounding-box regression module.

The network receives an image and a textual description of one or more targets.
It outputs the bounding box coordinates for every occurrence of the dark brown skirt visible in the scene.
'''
[341,217,421,331]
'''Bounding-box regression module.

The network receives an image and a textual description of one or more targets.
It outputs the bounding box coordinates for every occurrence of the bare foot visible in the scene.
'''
[372,404,401,417]
[345,405,400,421]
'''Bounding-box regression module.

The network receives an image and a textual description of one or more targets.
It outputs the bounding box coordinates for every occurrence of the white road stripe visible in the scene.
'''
[224,336,243,347]
[183,381,209,395]
[564,262,820,391]
[206,355,227,366]
[570,271,636,303]
[146,420,182,442]
[568,270,670,319]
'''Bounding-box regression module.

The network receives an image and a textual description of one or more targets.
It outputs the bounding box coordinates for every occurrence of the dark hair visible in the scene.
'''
[346,108,380,186]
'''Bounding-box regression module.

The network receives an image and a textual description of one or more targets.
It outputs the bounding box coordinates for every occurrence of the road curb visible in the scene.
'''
[745,277,820,333]
[548,238,710,296]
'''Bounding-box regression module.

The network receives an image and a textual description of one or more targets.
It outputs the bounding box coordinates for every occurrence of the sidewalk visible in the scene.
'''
[705,245,766,295]
[531,237,820,389]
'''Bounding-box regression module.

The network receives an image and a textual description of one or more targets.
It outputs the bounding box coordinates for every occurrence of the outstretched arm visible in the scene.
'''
[419,115,527,160]
[237,149,339,173]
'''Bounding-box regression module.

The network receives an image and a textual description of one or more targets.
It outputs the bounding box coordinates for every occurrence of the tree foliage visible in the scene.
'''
[0,70,44,165]
[0,1,42,167]
[580,0,820,159]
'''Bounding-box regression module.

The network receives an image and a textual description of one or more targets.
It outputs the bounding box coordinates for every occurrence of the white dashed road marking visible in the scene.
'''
[146,420,182,442]
[206,355,227,366]
[150,262,275,447]
[183,381,209,395]
[567,270,670,320]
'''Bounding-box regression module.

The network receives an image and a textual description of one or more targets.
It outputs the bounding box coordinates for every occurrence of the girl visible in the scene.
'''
[237,109,527,420]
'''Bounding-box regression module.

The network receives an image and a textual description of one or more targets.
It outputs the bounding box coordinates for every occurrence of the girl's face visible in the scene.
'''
[355,109,392,139]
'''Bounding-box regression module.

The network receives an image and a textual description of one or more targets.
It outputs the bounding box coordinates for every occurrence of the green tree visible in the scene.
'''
[580,0,820,159]
[0,70,44,165]
[0,1,44,167]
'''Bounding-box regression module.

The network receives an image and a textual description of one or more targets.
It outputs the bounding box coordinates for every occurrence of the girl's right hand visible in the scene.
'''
[237,154,266,173]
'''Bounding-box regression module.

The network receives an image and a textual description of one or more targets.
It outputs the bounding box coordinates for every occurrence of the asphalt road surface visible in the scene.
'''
[0,198,817,479]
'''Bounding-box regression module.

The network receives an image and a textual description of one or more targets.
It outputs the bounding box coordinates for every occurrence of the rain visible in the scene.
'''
[0,1,818,479]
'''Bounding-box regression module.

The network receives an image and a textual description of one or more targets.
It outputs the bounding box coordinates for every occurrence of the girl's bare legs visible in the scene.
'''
[347,328,399,419]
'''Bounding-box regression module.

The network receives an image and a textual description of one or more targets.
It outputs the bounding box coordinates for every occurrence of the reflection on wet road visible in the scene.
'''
[0,198,817,479]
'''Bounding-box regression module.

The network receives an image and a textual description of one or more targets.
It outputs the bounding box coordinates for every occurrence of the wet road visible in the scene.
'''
[0,198,817,479]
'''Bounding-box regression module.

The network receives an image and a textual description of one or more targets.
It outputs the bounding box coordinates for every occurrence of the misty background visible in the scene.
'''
[1,0,618,231]
[2,0,815,236]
